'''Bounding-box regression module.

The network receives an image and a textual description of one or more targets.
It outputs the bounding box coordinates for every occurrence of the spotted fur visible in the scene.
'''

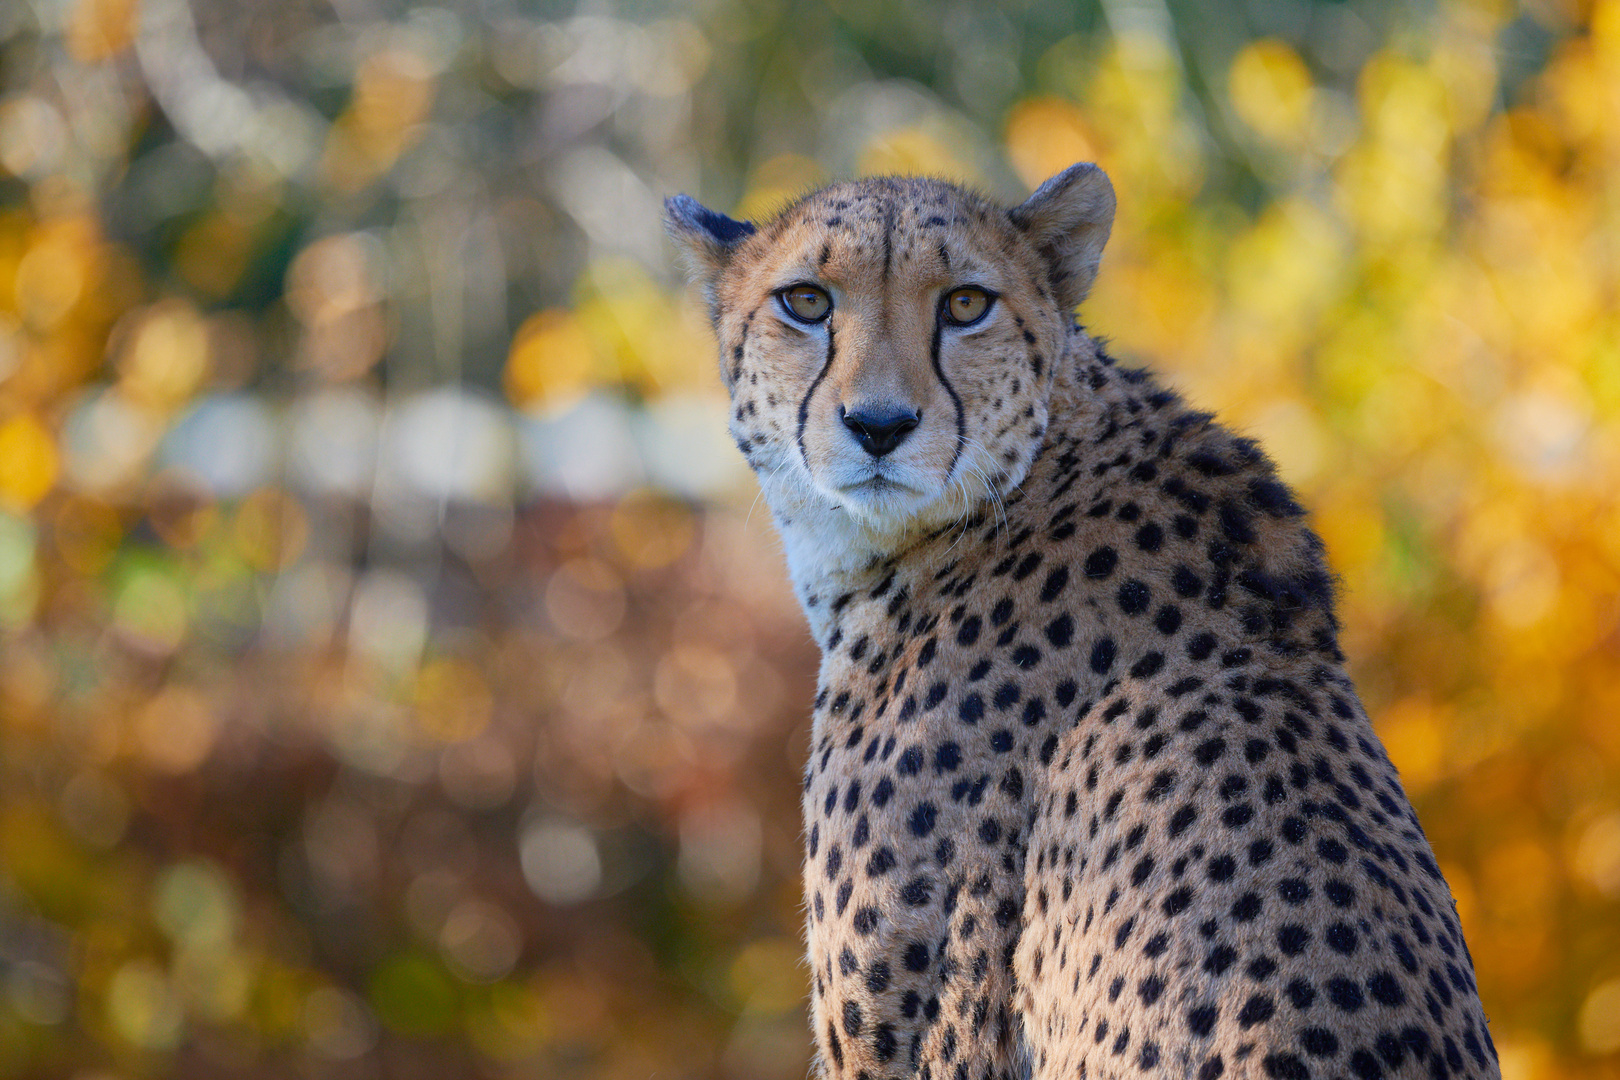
[667,167,1498,1080]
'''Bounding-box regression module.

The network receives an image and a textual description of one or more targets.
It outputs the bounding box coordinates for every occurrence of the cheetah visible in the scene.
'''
[666,165,1499,1080]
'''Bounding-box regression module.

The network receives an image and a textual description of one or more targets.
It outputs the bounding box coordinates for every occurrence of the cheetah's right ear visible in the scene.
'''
[1009,163,1116,311]
[665,195,756,314]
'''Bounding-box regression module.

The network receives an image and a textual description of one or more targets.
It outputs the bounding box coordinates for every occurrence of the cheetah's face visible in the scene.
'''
[668,166,1115,538]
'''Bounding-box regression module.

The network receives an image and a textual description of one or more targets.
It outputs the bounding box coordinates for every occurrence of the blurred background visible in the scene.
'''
[0,0,1616,1076]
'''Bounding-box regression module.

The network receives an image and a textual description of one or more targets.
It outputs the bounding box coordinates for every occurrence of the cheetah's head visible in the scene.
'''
[667,165,1114,547]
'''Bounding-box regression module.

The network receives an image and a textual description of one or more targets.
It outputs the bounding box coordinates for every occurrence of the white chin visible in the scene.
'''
[832,476,947,529]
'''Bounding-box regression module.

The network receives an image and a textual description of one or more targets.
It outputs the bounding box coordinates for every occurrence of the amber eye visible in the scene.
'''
[780,285,832,323]
[942,286,993,326]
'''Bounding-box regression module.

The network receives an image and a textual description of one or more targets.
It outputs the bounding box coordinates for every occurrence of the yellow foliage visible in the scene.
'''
[116,299,212,410]
[505,308,601,410]
[573,259,715,395]
[12,216,97,330]
[735,153,827,222]
[0,412,57,509]
[66,0,137,63]
[414,658,493,742]
[857,126,972,182]
[322,47,438,190]
[1228,39,1315,145]
[1004,98,1101,190]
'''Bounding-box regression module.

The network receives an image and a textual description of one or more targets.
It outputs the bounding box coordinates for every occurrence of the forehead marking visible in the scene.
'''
[881,199,896,281]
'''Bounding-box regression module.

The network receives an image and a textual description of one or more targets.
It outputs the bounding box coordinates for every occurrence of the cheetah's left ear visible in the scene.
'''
[1009,163,1115,311]
[665,195,756,315]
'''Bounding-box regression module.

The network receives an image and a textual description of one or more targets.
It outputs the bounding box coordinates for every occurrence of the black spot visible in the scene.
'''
[1084,547,1118,578]
[843,999,862,1037]
[1187,1005,1218,1038]
[1222,804,1255,828]
[1169,806,1198,837]
[1155,605,1183,634]
[1090,639,1117,673]
[1145,770,1176,800]
[1276,925,1310,956]
[1326,977,1365,1012]
[1348,1048,1386,1079]
[1368,971,1405,1007]
[908,803,938,837]
[957,616,981,646]
[1219,501,1257,544]
[903,941,929,972]
[1277,878,1311,904]
[872,1023,897,1061]
[1045,613,1074,647]
[852,906,879,934]
[1118,580,1151,615]
[1262,1053,1309,1079]
[1286,979,1316,1009]
[1204,945,1237,975]
[1237,994,1276,1027]
[1317,838,1348,864]
[1130,651,1165,679]
[1173,566,1204,598]
[1040,568,1069,602]
[900,876,933,906]
[1162,887,1193,916]
[1325,922,1358,955]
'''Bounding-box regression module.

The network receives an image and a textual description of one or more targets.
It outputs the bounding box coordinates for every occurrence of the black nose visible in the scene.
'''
[841,405,921,457]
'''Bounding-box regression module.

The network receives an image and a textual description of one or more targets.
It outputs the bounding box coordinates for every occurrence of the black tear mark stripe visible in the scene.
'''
[797,322,838,472]
[931,316,966,483]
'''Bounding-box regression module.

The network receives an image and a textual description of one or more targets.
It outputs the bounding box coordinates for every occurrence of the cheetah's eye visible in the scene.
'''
[942,286,993,327]
[779,285,832,324]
